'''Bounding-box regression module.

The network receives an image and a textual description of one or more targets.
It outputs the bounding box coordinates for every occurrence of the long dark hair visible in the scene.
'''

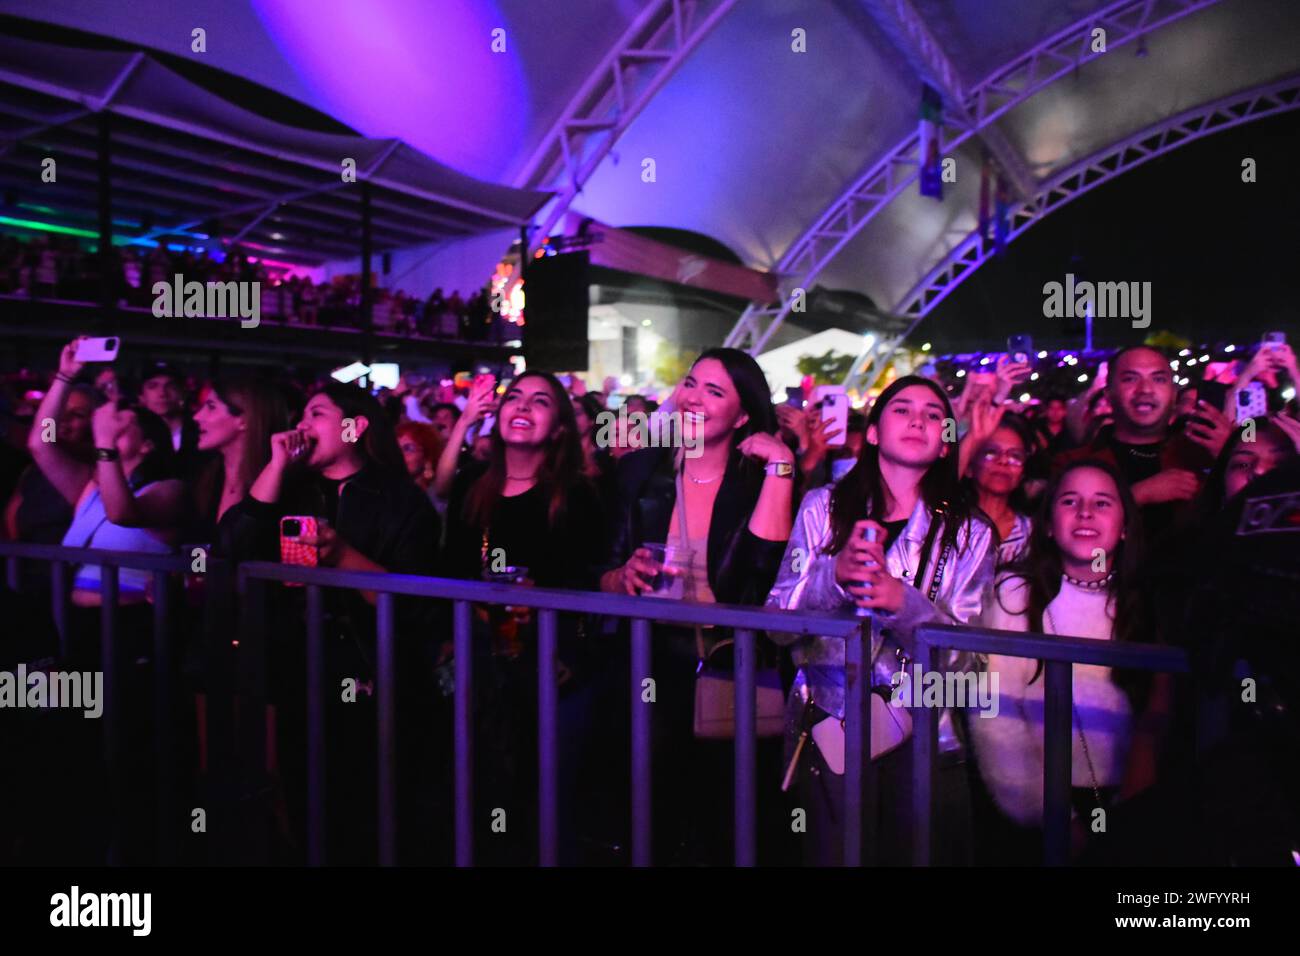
[464,371,584,530]
[683,347,777,477]
[1197,418,1299,516]
[998,459,1150,699]
[194,378,291,517]
[317,381,406,477]
[122,403,175,489]
[827,375,974,556]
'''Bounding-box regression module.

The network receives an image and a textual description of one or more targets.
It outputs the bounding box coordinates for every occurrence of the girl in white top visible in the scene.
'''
[971,461,1169,835]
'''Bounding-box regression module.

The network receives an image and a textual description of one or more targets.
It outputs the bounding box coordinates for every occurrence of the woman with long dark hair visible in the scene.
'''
[440,371,605,864]
[599,347,795,864]
[221,381,439,864]
[191,377,290,535]
[969,460,1162,862]
[766,374,995,865]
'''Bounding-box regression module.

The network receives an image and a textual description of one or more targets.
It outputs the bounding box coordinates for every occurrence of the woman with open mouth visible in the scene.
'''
[766,374,995,866]
[440,370,606,865]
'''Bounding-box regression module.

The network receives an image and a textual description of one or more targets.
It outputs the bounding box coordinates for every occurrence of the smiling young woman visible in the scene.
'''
[968,460,1168,863]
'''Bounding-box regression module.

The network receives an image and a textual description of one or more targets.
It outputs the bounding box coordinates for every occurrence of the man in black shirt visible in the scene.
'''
[1055,345,1233,543]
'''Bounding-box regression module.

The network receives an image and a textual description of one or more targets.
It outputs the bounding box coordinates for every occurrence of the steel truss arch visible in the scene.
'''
[842,73,1300,394]
[722,0,1223,354]
[514,0,738,257]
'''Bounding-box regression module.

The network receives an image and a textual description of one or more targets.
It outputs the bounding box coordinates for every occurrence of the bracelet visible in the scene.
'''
[54,373,74,385]
[95,447,120,462]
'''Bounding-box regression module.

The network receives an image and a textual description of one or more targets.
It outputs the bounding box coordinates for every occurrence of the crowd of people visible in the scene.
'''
[0,235,503,340]
[0,332,1298,866]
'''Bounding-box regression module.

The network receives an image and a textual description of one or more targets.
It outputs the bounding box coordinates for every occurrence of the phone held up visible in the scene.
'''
[280,516,324,587]
[813,384,848,447]
[75,336,120,363]
[1007,334,1033,365]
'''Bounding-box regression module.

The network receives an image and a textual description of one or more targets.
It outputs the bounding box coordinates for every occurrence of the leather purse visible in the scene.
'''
[672,467,786,739]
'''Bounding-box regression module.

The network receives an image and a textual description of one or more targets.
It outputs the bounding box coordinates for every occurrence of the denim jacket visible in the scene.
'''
[765,486,995,753]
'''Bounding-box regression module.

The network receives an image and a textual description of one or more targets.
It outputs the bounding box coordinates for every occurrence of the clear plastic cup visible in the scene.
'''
[642,542,694,599]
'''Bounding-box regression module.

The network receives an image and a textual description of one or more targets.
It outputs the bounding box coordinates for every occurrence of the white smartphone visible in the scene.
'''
[1235,382,1267,424]
[75,336,120,362]
[814,385,848,447]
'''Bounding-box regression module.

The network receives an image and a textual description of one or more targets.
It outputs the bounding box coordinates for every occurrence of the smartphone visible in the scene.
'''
[75,336,120,363]
[1007,335,1033,365]
[785,387,803,408]
[1235,382,1268,424]
[1262,331,1287,348]
[279,516,321,586]
[814,385,848,447]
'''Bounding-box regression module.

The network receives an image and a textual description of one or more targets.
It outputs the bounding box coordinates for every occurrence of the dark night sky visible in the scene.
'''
[914,107,1299,355]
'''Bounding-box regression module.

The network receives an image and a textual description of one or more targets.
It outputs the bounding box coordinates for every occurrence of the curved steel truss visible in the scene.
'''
[722,0,1223,354]
[514,0,738,257]
[844,73,1300,393]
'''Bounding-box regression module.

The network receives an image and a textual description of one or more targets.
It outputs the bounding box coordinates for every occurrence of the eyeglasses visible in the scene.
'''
[979,448,1026,466]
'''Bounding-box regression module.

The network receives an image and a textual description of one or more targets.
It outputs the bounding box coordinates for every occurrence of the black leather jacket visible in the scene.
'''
[604,447,787,606]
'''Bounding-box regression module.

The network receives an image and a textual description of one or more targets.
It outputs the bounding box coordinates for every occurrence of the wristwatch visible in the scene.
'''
[95,447,120,462]
[764,460,795,478]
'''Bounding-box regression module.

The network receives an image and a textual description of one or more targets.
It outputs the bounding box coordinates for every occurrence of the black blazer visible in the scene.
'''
[605,447,787,606]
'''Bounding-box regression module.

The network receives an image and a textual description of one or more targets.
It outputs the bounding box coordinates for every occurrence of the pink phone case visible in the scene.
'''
[279,516,319,586]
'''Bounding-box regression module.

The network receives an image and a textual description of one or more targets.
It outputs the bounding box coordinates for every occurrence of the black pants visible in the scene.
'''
[797,731,973,866]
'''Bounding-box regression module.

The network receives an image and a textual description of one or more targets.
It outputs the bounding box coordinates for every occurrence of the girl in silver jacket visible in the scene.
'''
[766,375,995,865]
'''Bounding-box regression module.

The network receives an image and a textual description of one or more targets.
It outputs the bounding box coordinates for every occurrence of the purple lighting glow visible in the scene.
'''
[250,0,528,179]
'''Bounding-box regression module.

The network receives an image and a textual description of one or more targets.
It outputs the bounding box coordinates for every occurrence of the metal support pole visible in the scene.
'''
[537,609,559,866]
[733,627,757,867]
[51,560,69,657]
[1043,660,1074,866]
[152,569,175,865]
[305,584,326,866]
[97,111,115,323]
[100,563,123,865]
[844,619,876,866]
[453,600,474,867]
[360,181,373,367]
[630,617,652,867]
[376,592,397,866]
[910,636,938,866]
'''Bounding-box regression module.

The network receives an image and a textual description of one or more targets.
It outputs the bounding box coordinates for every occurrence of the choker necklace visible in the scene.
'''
[1063,571,1115,590]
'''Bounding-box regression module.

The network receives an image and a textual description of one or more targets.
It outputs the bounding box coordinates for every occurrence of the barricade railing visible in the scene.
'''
[910,623,1191,866]
[0,541,1197,868]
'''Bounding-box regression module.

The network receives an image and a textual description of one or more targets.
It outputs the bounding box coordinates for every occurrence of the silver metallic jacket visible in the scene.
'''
[765,486,996,755]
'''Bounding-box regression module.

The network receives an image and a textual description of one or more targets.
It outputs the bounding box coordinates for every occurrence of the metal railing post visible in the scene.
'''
[51,559,69,657]
[844,619,875,866]
[733,627,757,867]
[305,583,326,866]
[538,609,559,866]
[453,600,474,867]
[910,634,937,867]
[152,569,175,865]
[630,617,652,867]
[376,592,397,867]
[100,562,123,865]
[5,554,18,592]
[1042,660,1074,866]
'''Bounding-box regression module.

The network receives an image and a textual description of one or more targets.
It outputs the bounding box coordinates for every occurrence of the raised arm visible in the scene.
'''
[433,380,494,498]
[90,402,185,533]
[27,338,93,505]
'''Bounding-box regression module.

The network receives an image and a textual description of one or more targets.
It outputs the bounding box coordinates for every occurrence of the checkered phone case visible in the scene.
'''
[279,516,319,586]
